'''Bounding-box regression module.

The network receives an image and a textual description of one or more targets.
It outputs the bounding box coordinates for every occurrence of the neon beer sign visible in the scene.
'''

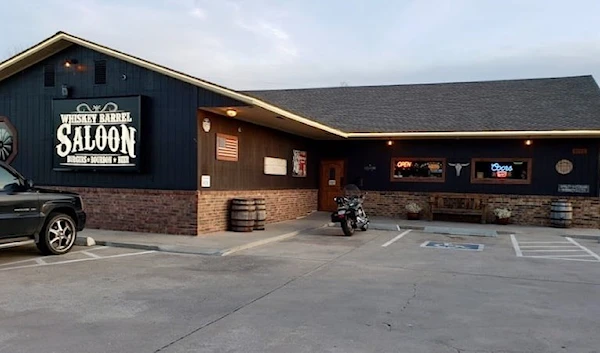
[491,162,512,178]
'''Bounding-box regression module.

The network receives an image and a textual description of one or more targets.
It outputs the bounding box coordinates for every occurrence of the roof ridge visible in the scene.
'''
[244,75,595,93]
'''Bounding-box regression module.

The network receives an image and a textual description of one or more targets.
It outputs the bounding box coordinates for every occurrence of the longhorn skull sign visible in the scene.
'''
[448,162,470,176]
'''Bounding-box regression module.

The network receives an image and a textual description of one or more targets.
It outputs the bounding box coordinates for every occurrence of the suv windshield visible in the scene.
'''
[0,165,21,191]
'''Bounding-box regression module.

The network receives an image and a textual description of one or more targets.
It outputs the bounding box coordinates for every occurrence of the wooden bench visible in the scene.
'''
[429,194,488,224]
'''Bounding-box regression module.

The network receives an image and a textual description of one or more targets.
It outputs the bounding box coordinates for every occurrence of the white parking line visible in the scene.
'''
[0,250,156,272]
[382,230,411,247]
[565,237,600,261]
[81,251,102,258]
[510,234,600,262]
[0,246,110,268]
[510,234,522,257]
[519,245,579,248]
[522,249,583,252]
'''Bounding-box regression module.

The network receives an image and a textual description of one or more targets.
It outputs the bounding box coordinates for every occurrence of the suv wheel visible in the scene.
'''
[36,213,77,255]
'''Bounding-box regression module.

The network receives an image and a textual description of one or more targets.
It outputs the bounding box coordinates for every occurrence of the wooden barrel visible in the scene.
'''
[230,198,256,232]
[550,199,573,228]
[254,198,267,230]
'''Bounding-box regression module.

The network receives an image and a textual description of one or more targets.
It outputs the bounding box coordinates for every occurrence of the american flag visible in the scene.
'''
[216,133,238,161]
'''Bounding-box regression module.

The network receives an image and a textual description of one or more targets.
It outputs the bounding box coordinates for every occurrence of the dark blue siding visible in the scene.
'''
[320,138,600,196]
[0,44,245,190]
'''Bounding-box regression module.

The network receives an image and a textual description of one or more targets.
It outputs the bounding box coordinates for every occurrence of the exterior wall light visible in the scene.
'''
[226,109,237,117]
[525,139,533,146]
[64,59,78,68]
[387,140,393,146]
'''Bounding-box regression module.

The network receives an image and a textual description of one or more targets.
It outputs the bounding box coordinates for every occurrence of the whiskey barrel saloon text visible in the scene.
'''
[55,107,138,167]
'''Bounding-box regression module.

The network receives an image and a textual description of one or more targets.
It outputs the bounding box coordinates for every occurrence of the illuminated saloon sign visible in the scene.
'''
[52,96,142,171]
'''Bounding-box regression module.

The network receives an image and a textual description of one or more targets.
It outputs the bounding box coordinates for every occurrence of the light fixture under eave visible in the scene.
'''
[525,139,533,146]
[387,140,393,146]
[64,59,78,68]
[226,109,237,117]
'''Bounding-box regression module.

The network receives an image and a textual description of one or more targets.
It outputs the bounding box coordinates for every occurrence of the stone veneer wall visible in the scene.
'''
[46,187,199,235]
[197,189,318,233]
[364,191,600,228]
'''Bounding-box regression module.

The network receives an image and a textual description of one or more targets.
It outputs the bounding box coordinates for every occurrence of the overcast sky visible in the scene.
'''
[1,0,599,90]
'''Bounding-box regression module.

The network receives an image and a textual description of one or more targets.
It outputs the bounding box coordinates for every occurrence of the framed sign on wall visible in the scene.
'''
[52,96,142,171]
[292,149,307,177]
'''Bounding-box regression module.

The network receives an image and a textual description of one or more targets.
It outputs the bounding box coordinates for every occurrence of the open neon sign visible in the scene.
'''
[396,161,413,168]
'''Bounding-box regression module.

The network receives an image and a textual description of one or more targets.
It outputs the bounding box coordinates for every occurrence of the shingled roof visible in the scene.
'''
[244,75,600,133]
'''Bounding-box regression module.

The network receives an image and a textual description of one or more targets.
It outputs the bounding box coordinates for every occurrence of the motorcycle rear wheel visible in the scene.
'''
[341,218,355,236]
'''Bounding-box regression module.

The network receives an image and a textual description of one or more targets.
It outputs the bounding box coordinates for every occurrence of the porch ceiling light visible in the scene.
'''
[226,109,237,117]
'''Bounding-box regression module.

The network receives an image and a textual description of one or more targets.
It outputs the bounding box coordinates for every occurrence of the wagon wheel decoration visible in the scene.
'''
[0,117,17,164]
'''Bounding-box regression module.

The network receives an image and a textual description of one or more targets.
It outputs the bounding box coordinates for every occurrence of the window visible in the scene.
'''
[390,157,446,182]
[0,166,20,191]
[44,63,55,87]
[471,158,532,184]
[94,60,107,84]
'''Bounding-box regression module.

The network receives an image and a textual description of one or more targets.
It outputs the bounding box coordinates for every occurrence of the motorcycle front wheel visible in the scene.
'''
[341,218,355,236]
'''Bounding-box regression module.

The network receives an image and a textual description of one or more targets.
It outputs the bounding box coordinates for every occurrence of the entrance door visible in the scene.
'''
[319,160,345,212]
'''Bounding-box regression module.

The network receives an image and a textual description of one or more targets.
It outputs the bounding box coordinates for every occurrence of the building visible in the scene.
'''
[1,31,600,235]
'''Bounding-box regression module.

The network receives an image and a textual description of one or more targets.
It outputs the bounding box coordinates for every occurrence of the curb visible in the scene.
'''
[90,224,328,257]
[221,223,329,256]
[93,240,223,256]
[220,230,301,256]
[75,236,96,247]
[560,234,600,242]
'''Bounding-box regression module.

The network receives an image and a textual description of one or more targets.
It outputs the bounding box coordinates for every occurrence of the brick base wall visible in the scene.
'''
[364,191,600,228]
[46,187,199,235]
[198,189,318,233]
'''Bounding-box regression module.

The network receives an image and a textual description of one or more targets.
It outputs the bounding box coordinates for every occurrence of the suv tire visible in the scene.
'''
[36,212,77,255]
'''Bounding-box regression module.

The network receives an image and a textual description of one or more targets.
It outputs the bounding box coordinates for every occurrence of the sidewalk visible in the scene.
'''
[78,211,599,255]
[78,212,331,256]
[367,215,600,240]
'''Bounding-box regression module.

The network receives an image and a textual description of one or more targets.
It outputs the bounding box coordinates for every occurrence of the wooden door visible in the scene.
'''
[319,160,345,212]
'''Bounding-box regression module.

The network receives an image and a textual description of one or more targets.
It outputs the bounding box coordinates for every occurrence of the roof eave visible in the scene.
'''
[59,33,349,138]
[346,130,600,139]
[0,31,348,139]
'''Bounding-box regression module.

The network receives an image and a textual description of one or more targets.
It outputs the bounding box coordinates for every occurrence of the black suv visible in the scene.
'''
[0,161,86,255]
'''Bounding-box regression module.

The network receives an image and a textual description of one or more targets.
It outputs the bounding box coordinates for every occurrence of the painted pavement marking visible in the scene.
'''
[381,230,412,247]
[81,250,102,258]
[420,241,484,251]
[565,237,600,261]
[510,234,523,257]
[510,234,600,262]
[0,246,111,268]
[0,247,155,272]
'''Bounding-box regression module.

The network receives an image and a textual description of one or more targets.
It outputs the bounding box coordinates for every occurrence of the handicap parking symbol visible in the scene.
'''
[421,241,484,251]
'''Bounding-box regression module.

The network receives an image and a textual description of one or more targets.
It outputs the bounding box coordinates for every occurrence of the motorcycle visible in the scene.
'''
[330,184,370,236]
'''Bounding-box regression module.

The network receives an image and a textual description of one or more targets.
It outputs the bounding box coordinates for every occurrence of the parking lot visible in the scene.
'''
[1,225,599,353]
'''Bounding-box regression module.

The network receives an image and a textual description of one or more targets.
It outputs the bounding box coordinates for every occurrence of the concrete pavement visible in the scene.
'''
[77,212,600,257]
[79,212,332,256]
[2,225,598,352]
[366,215,600,240]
